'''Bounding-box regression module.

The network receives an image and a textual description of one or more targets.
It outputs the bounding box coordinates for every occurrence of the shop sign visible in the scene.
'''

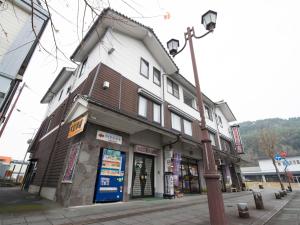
[135,145,160,156]
[280,151,287,158]
[232,126,244,154]
[62,142,81,183]
[67,115,87,139]
[96,131,122,144]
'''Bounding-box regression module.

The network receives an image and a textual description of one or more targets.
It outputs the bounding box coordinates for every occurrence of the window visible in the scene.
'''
[167,78,179,98]
[138,96,147,117]
[79,58,88,78]
[297,160,300,164]
[140,58,149,78]
[58,89,63,101]
[204,106,213,121]
[183,119,192,136]
[45,117,52,133]
[209,132,216,146]
[183,90,196,109]
[153,103,161,123]
[153,67,161,86]
[171,113,181,131]
[217,115,223,127]
[221,139,232,152]
[0,91,5,106]
[67,86,71,94]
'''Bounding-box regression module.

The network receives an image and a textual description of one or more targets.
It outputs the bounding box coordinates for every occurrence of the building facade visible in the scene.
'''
[25,8,243,206]
[0,0,48,125]
[241,156,300,184]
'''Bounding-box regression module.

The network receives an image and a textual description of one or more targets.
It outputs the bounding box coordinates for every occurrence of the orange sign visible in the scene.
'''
[68,115,87,138]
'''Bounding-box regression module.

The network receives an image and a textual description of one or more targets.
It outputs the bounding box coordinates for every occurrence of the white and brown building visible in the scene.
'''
[24,8,244,206]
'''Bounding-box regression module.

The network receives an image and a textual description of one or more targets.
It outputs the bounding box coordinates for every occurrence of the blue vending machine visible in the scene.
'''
[94,148,126,202]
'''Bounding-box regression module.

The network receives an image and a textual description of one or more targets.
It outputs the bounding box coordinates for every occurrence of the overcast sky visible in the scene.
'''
[1,0,300,159]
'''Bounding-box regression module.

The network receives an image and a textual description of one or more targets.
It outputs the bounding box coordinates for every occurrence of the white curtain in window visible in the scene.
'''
[140,60,149,76]
[153,103,161,123]
[183,119,192,136]
[209,133,216,146]
[138,96,147,117]
[171,113,181,131]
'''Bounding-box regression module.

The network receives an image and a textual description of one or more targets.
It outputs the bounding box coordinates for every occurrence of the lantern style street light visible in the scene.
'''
[167,10,227,225]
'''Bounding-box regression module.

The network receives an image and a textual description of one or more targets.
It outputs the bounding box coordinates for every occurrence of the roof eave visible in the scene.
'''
[40,67,75,104]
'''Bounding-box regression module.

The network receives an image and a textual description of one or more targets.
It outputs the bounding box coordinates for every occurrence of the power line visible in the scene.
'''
[0,40,35,57]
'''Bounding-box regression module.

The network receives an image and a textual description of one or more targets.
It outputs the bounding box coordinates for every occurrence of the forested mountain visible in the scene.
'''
[239,117,300,161]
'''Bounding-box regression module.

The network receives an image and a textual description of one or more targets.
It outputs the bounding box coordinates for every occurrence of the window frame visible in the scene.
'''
[183,90,197,109]
[153,67,161,86]
[152,102,161,124]
[183,119,192,136]
[58,89,64,101]
[171,112,181,131]
[79,58,88,78]
[209,132,217,146]
[138,95,148,118]
[217,115,223,127]
[167,78,179,99]
[140,58,149,78]
[204,105,213,121]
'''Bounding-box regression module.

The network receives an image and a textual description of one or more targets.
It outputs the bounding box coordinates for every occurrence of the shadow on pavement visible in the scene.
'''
[0,187,61,214]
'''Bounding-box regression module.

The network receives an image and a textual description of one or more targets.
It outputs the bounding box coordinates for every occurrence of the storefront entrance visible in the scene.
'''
[131,153,154,197]
[175,157,200,194]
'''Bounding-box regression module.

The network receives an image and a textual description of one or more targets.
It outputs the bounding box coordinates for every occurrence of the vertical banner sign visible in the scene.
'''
[232,126,244,154]
[62,142,81,183]
[172,152,181,186]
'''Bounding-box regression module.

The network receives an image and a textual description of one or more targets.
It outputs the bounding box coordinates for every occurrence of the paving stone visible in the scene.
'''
[49,218,72,225]
[25,215,48,222]
[2,217,26,225]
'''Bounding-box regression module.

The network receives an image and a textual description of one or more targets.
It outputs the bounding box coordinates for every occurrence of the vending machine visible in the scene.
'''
[94,148,126,202]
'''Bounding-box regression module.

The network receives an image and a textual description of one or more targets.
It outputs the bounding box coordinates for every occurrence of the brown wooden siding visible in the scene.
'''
[90,64,121,110]
[120,78,138,115]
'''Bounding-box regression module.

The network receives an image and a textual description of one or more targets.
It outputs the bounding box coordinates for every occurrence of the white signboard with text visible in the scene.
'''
[96,131,122,145]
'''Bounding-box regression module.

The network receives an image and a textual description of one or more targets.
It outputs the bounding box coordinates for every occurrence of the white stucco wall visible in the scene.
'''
[259,156,300,173]
[215,107,232,139]
[46,28,202,125]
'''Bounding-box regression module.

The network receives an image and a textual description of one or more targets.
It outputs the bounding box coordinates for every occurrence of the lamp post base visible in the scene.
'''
[204,173,227,225]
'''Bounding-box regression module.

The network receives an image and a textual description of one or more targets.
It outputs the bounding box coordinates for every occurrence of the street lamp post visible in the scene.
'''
[167,10,227,225]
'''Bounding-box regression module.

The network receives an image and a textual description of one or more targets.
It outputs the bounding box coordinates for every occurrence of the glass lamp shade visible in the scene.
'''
[201,10,217,31]
[167,39,180,56]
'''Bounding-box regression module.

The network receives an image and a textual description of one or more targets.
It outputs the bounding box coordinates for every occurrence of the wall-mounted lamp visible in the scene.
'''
[103,81,110,90]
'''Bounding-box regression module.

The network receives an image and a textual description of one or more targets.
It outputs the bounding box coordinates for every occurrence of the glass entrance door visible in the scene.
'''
[178,158,200,193]
[132,153,154,197]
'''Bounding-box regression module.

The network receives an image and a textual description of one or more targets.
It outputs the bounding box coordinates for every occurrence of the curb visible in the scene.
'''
[253,191,296,225]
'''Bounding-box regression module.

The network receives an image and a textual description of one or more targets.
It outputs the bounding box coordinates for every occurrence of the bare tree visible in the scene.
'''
[259,129,284,190]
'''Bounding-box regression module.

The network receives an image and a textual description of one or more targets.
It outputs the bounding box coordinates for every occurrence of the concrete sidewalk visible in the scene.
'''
[265,190,300,225]
[0,187,296,225]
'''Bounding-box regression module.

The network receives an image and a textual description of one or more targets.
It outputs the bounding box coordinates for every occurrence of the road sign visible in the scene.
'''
[280,151,287,158]
[274,153,282,161]
[283,159,290,167]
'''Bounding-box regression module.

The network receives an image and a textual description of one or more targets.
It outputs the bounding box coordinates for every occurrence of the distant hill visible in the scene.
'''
[239,117,300,162]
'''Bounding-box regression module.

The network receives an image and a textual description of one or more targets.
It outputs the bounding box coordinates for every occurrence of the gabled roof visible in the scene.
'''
[215,100,236,122]
[70,8,179,75]
[41,67,75,103]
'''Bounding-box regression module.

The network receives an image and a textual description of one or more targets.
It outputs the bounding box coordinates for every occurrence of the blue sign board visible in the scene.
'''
[283,159,290,167]
[274,153,282,161]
